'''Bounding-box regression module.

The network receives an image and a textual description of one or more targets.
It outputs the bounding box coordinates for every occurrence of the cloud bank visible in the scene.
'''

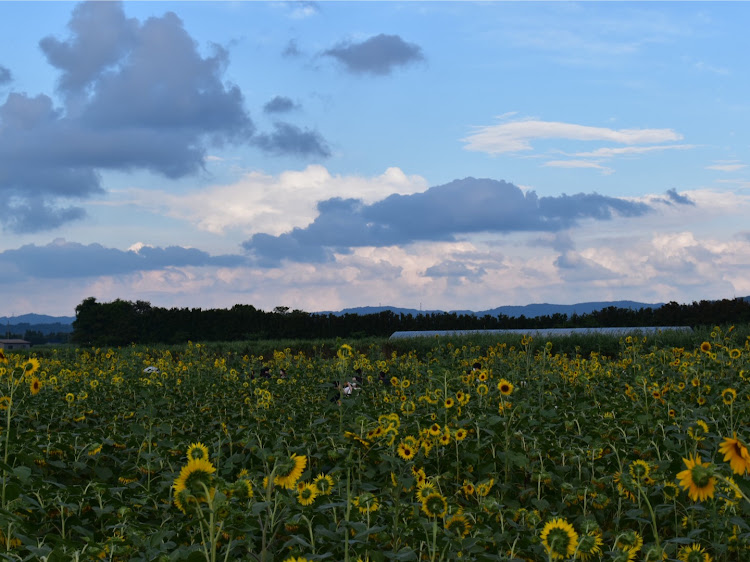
[241,177,666,266]
[0,239,244,281]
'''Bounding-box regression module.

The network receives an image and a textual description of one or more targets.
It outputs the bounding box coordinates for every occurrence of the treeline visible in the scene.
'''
[70,296,750,347]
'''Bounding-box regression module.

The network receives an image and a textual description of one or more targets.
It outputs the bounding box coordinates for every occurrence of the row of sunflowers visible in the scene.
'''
[0,328,748,561]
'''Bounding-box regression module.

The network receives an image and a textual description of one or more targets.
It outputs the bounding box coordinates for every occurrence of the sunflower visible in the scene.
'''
[297,483,318,506]
[234,478,254,500]
[614,530,643,554]
[22,357,40,375]
[186,442,209,462]
[439,431,451,446]
[397,441,417,461]
[476,383,488,396]
[577,531,604,562]
[415,481,436,502]
[444,398,455,409]
[700,341,711,353]
[677,543,712,562]
[677,454,716,501]
[445,513,471,538]
[718,433,750,475]
[412,466,426,486]
[428,423,441,437]
[629,460,650,482]
[353,492,379,514]
[454,428,468,441]
[65,393,75,404]
[462,480,475,497]
[721,388,737,405]
[497,379,514,396]
[29,376,42,396]
[687,420,709,442]
[475,478,494,497]
[662,481,679,501]
[0,350,6,363]
[172,458,217,513]
[421,492,447,518]
[540,517,579,560]
[313,473,334,495]
[275,453,307,489]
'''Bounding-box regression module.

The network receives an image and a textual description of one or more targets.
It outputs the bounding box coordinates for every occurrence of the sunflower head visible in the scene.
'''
[313,473,334,495]
[497,379,514,396]
[718,433,750,476]
[30,376,42,396]
[297,483,318,506]
[540,517,579,560]
[421,492,447,518]
[173,458,217,512]
[445,513,471,538]
[187,442,209,462]
[677,455,716,502]
[677,543,710,562]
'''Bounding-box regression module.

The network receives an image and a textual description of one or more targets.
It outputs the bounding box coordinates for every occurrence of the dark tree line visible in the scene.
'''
[70,296,750,347]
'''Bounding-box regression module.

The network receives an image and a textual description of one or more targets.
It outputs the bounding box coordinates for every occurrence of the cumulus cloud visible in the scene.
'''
[112,165,429,236]
[424,260,485,279]
[0,1,253,233]
[254,122,330,158]
[241,177,653,266]
[463,117,682,154]
[324,34,424,75]
[0,238,244,280]
[263,95,298,114]
[0,65,11,85]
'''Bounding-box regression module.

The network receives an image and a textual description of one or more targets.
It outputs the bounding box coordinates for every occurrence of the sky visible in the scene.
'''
[1,1,750,317]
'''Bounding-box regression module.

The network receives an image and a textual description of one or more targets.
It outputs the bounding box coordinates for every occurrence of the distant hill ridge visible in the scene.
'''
[324,300,666,318]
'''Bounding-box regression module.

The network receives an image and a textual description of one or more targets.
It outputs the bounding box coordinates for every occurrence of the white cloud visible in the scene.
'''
[706,162,746,172]
[542,160,613,174]
[574,144,694,158]
[462,117,682,154]
[111,165,429,236]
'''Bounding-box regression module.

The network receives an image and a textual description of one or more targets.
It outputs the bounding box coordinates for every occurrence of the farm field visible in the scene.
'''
[1,329,749,561]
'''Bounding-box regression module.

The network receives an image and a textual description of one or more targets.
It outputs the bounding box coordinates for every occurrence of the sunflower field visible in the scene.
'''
[0,328,749,561]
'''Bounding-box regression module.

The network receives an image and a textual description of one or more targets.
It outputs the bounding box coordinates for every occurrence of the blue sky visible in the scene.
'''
[1,1,749,317]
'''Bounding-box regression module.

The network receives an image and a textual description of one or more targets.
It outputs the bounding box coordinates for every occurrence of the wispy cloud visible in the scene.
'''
[542,160,613,174]
[463,117,682,154]
[706,161,746,172]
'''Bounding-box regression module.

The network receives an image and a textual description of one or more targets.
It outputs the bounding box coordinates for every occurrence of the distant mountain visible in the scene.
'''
[480,300,664,318]
[324,300,663,318]
[0,314,75,325]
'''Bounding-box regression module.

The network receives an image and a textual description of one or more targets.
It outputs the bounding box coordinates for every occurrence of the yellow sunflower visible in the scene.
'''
[353,492,379,514]
[275,453,307,489]
[172,458,217,513]
[687,420,709,442]
[454,428,468,441]
[22,357,40,375]
[186,442,209,462]
[0,396,11,410]
[677,543,712,562]
[445,513,471,538]
[629,460,650,482]
[577,531,604,562]
[614,530,643,554]
[428,423,441,437]
[700,341,711,353]
[540,517,579,560]
[721,388,737,405]
[497,379,514,396]
[421,492,447,518]
[313,473,334,495]
[677,454,716,501]
[30,376,42,396]
[415,481,436,502]
[718,433,750,475]
[397,440,417,461]
[297,482,318,506]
